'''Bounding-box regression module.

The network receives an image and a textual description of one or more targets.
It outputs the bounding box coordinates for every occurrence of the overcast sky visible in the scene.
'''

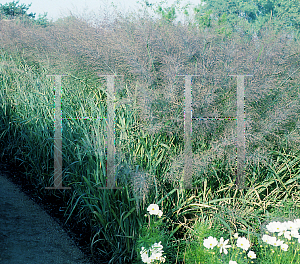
[0,0,206,25]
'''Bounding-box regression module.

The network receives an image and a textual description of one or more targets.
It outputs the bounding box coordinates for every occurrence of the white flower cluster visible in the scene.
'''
[202,218,300,263]
[146,204,163,218]
[203,235,256,260]
[140,204,165,263]
[140,241,166,263]
[262,219,300,251]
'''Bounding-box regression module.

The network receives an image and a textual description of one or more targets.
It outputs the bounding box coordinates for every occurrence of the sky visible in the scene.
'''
[0,0,206,26]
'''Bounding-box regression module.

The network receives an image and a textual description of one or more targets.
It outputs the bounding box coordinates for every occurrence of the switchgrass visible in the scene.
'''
[0,7,300,264]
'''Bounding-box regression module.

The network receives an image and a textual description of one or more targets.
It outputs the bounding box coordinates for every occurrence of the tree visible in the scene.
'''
[34,12,50,27]
[137,0,193,25]
[0,1,51,27]
[192,0,300,40]
[0,1,35,19]
[138,0,300,40]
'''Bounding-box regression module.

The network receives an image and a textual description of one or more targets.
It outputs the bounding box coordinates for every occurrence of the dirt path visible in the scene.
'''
[0,162,94,264]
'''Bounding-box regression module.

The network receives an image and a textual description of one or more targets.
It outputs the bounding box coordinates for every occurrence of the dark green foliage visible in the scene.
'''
[0,0,35,19]
[140,0,300,40]
[0,1,51,27]
[193,0,300,38]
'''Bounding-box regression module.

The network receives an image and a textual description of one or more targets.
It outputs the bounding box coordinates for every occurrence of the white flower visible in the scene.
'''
[266,236,277,245]
[203,236,218,249]
[140,242,165,263]
[151,242,164,262]
[247,250,256,259]
[159,256,166,263]
[151,242,164,253]
[281,243,289,251]
[265,221,276,232]
[229,261,237,264]
[236,237,250,251]
[140,247,152,263]
[217,237,231,255]
[266,221,285,233]
[141,254,152,263]
[290,229,300,238]
[151,252,163,261]
[283,230,292,240]
[158,210,163,218]
[284,220,297,231]
[140,247,148,255]
[275,221,294,239]
[278,229,291,240]
[262,234,272,243]
[146,204,163,217]
[147,204,159,215]
[270,238,284,247]
[293,219,300,229]
[233,233,239,239]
